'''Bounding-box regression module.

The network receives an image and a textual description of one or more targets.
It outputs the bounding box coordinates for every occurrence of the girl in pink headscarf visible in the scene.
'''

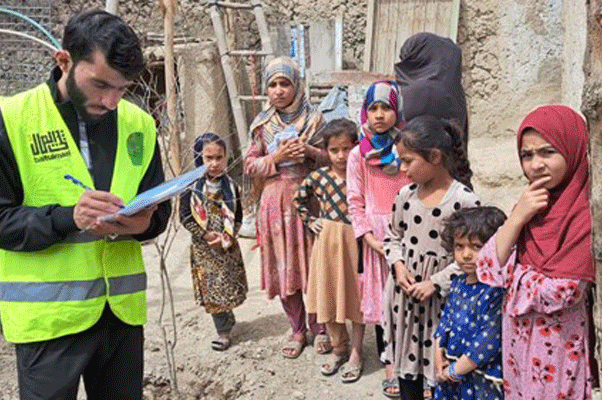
[476,105,594,399]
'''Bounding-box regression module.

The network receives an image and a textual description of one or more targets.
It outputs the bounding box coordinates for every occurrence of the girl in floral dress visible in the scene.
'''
[476,105,594,400]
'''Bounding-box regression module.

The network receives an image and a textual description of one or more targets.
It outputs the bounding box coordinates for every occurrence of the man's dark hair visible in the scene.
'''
[62,10,144,80]
[441,206,506,253]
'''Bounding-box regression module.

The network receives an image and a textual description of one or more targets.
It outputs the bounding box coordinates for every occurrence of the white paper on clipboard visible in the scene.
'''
[102,165,206,221]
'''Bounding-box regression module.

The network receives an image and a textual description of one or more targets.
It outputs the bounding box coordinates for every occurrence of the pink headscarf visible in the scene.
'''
[516,105,593,282]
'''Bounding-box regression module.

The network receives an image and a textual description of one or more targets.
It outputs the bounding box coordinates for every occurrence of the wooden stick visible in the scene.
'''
[161,0,181,175]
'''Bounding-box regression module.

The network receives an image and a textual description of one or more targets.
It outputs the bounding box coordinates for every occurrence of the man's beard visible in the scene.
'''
[66,68,109,123]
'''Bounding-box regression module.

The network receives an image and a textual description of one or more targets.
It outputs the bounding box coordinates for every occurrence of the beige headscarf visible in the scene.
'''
[248,56,323,147]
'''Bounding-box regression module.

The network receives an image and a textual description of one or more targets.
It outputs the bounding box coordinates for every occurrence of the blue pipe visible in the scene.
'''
[0,7,61,49]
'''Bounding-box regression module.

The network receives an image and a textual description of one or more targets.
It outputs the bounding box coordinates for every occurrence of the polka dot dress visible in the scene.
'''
[382,180,480,386]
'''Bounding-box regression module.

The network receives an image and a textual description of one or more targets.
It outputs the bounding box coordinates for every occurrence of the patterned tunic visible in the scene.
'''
[434,274,504,400]
[476,234,592,400]
[180,178,248,314]
[382,180,480,385]
[293,166,363,324]
[293,166,350,227]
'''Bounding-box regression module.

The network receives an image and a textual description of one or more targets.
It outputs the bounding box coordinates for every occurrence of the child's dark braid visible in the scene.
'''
[442,119,473,190]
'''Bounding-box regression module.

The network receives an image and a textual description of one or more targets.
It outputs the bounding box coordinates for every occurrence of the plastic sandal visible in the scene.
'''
[320,353,349,376]
[210,338,231,351]
[314,333,332,354]
[282,338,306,359]
[340,361,363,383]
[381,378,401,398]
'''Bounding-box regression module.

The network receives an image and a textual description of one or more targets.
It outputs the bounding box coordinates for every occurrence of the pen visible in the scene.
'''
[64,174,93,191]
[64,174,125,211]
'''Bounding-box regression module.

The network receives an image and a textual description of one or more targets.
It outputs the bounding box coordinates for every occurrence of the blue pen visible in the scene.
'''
[64,174,125,210]
[64,174,93,191]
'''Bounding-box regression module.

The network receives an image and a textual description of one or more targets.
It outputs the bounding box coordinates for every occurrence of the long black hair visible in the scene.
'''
[396,115,473,189]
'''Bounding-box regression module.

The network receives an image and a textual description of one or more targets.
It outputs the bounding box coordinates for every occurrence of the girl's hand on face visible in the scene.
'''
[513,176,551,225]
[393,261,415,293]
[203,231,221,247]
[408,280,436,301]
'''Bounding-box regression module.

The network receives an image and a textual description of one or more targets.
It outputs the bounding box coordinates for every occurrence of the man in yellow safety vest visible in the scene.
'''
[0,10,171,399]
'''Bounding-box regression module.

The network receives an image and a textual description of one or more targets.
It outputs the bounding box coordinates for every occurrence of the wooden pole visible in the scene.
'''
[582,0,602,381]
[161,0,181,175]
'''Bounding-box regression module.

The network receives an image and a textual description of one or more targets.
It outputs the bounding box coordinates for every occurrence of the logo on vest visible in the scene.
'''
[29,130,71,163]
[127,132,144,166]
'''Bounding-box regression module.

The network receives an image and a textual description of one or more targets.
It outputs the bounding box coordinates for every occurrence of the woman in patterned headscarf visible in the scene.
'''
[244,56,329,359]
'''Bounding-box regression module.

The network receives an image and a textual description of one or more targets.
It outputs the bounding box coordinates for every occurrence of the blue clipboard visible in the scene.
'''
[103,165,206,221]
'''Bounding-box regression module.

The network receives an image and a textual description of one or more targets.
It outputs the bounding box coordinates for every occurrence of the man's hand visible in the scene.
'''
[74,190,156,237]
[96,206,157,236]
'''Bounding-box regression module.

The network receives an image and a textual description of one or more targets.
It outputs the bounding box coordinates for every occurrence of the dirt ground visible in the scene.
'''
[0,136,525,400]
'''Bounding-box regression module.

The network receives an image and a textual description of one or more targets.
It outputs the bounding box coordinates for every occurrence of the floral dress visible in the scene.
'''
[476,234,592,400]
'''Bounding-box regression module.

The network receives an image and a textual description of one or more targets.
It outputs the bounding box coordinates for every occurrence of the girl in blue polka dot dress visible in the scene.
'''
[433,206,506,400]
[382,115,480,399]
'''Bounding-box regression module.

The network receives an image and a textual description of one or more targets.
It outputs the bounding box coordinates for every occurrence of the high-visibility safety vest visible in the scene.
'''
[0,83,157,343]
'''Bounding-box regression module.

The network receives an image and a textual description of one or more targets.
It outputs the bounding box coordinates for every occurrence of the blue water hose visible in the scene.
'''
[0,6,61,49]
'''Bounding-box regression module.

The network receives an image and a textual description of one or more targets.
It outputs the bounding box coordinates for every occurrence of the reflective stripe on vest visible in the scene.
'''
[0,273,146,302]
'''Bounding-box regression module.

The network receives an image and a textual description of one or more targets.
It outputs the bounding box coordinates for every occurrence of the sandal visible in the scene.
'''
[320,353,348,376]
[282,337,306,359]
[210,338,231,351]
[314,333,332,354]
[381,378,401,398]
[340,361,363,383]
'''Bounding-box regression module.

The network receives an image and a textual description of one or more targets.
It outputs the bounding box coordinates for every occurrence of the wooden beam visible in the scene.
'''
[364,0,376,71]
[162,0,181,175]
[582,0,602,380]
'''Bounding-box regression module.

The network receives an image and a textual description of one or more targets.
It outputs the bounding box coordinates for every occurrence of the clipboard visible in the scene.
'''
[102,165,206,221]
